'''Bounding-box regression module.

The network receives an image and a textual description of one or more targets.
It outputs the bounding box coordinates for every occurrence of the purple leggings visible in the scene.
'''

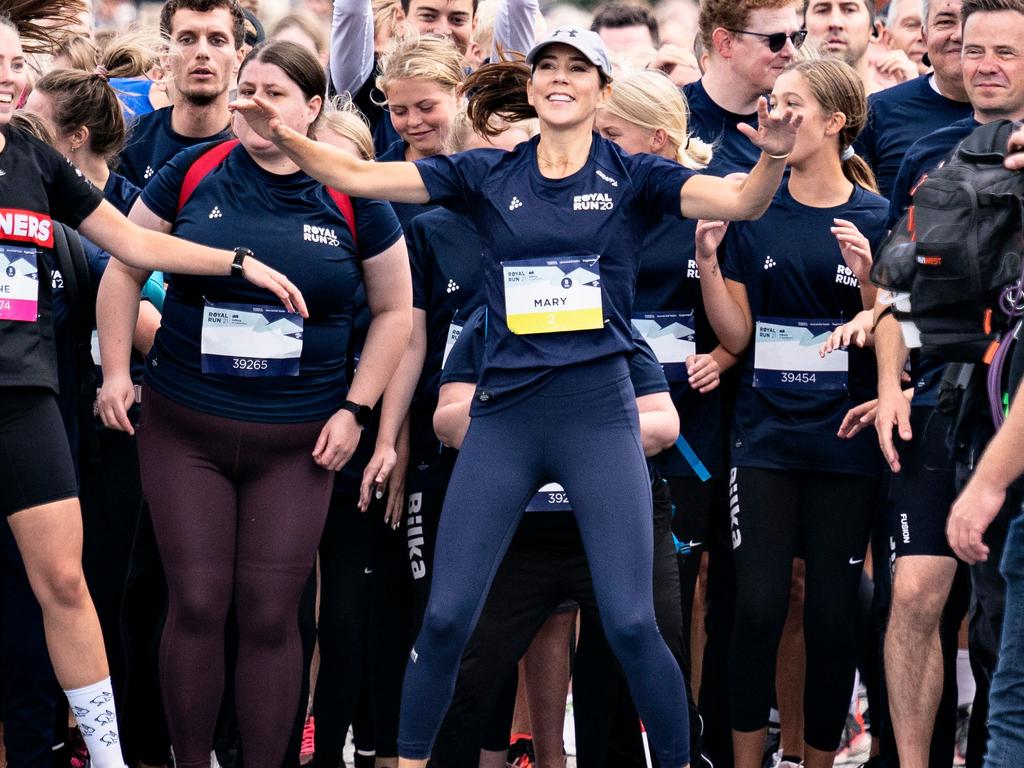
[137,388,333,768]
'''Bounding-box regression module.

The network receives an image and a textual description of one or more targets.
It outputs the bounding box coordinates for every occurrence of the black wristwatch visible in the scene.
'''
[231,246,253,278]
[339,400,372,427]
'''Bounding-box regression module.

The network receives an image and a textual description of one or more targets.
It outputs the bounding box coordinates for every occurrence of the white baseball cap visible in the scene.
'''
[525,26,613,78]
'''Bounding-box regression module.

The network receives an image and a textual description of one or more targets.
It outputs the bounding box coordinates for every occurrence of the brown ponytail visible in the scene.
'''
[462,58,535,138]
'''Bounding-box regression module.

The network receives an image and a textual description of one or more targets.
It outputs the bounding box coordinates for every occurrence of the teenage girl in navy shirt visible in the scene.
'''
[233,26,800,768]
[97,41,411,768]
[693,58,887,768]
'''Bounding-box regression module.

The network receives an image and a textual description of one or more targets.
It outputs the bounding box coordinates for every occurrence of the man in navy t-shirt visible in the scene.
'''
[876,6,1024,767]
[118,0,242,187]
[858,0,970,200]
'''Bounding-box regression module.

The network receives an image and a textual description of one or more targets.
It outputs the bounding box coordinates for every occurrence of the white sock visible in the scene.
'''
[64,677,126,768]
[957,648,977,709]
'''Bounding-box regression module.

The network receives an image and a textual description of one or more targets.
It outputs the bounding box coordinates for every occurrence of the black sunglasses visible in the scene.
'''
[723,28,808,53]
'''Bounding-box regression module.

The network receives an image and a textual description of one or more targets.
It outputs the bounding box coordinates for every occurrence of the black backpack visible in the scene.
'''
[871,119,1024,362]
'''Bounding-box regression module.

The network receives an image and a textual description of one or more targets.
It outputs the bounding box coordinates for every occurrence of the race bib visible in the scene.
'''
[526,483,572,513]
[503,256,602,335]
[0,246,39,322]
[441,320,463,370]
[201,302,303,377]
[631,311,696,382]
[753,317,847,390]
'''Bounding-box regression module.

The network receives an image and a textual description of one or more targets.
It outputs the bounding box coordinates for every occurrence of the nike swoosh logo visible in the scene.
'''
[849,558,864,565]
[686,540,703,548]
[363,567,373,575]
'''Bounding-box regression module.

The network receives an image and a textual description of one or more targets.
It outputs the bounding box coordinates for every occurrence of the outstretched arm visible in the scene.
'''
[230,96,431,203]
[680,98,801,221]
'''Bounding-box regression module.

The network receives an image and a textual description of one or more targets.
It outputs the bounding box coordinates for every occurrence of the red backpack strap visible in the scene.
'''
[326,187,358,249]
[176,139,240,214]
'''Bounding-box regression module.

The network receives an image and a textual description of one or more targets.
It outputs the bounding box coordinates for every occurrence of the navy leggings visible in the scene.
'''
[397,355,690,767]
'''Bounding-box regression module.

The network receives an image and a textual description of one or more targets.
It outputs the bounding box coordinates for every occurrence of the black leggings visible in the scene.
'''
[136,389,333,768]
[728,466,877,751]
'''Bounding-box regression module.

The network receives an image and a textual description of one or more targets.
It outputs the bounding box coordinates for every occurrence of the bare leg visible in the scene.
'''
[523,610,576,768]
[776,559,806,761]
[733,727,767,768]
[885,555,957,768]
[9,499,109,688]
[690,553,709,700]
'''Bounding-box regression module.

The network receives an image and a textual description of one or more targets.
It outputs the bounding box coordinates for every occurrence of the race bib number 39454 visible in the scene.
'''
[503,256,603,335]
[0,246,39,322]
[753,317,847,390]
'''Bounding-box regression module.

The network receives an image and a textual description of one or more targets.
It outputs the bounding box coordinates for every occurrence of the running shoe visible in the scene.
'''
[508,733,535,768]
[299,715,315,764]
[69,727,89,768]
[834,705,871,764]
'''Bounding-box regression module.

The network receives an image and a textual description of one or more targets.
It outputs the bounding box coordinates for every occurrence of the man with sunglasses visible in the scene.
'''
[857,0,970,200]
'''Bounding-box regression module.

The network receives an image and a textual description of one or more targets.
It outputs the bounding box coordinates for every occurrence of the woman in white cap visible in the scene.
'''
[232,26,799,768]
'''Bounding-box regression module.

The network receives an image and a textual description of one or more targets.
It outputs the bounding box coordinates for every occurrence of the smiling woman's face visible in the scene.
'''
[526,44,608,130]
[0,25,26,125]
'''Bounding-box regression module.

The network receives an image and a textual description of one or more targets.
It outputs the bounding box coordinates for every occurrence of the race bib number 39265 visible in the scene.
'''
[502,256,603,335]
[201,302,304,377]
[753,317,847,390]
[0,246,39,322]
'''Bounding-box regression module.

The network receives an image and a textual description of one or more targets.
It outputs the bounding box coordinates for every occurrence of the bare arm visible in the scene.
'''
[134,300,162,356]
[874,298,913,472]
[434,381,475,449]
[96,257,147,434]
[230,97,430,203]
[359,308,427,510]
[80,199,307,315]
[637,392,679,456]
[694,220,753,356]
[313,237,414,471]
[680,99,801,221]
[948,375,1024,562]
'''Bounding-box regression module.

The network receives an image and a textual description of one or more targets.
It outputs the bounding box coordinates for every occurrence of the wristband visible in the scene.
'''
[763,150,792,160]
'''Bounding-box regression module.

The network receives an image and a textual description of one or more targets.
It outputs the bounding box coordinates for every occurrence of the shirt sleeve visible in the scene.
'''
[351,196,403,260]
[330,0,375,95]
[40,139,104,227]
[407,216,431,311]
[439,307,486,384]
[631,153,696,219]
[139,142,215,224]
[413,150,501,213]
[720,223,747,284]
[629,332,670,396]
[491,0,538,60]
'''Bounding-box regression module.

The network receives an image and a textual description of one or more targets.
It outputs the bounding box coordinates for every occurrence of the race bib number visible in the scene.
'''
[526,483,572,512]
[441,320,463,370]
[753,317,847,390]
[631,311,696,382]
[0,246,39,322]
[201,302,304,377]
[502,256,603,335]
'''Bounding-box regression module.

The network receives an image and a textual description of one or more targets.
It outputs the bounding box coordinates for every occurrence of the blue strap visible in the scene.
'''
[675,434,711,482]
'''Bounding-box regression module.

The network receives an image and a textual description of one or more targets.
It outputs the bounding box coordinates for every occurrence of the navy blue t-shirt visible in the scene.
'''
[684,79,762,175]
[406,207,486,490]
[118,107,232,189]
[857,75,972,201]
[414,134,695,412]
[442,305,668,398]
[722,181,888,476]
[140,141,402,423]
[888,116,979,229]
[378,140,440,229]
